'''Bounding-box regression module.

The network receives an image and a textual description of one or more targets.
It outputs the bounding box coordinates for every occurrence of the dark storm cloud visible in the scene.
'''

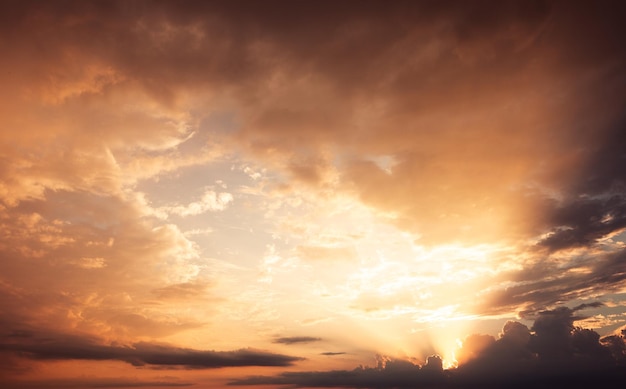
[538,118,626,252]
[452,306,625,388]
[273,336,322,345]
[478,248,626,316]
[0,328,301,369]
[232,306,626,389]
[538,196,626,252]
[529,305,610,362]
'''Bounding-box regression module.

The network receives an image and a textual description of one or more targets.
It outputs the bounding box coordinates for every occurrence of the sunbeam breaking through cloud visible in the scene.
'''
[1,0,625,387]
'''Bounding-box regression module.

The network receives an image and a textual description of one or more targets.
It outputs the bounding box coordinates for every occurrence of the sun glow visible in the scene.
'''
[3,2,626,388]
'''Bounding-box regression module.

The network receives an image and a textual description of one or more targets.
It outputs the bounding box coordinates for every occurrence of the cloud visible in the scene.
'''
[105,313,203,339]
[0,189,205,325]
[273,337,322,345]
[1,1,626,386]
[230,355,444,388]
[0,328,302,369]
[233,305,626,388]
[528,304,610,362]
[70,257,107,269]
[0,378,193,388]
[0,0,623,248]
[296,245,358,263]
[0,0,624,313]
[151,282,211,301]
[452,305,625,387]
[320,352,346,356]
[223,0,625,246]
[536,193,626,256]
[472,246,626,317]
[455,333,496,366]
[156,190,234,218]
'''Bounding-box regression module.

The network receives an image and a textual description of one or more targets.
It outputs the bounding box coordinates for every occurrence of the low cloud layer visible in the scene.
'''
[0,327,301,369]
[232,305,626,388]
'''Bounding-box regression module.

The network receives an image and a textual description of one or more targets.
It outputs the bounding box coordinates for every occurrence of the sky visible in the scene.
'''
[1,0,626,388]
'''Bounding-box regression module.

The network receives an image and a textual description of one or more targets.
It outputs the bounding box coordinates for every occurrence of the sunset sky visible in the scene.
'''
[1,0,626,388]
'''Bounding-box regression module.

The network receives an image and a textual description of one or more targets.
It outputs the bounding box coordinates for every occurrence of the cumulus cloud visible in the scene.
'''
[451,305,625,387]
[233,305,626,388]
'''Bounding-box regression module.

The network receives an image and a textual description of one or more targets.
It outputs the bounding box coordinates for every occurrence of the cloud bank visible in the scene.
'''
[232,306,626,388]
[0,327,301,369]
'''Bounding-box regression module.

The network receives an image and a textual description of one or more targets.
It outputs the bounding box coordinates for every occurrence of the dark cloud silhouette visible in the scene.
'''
[0,328,301,369]
[232,305,626,388]
[601,328,626,366]
[0,378,193,388]
[537,115,626,252]
[230,355,445,388]
[453,305,626,388]
[320,352,346,356]
[538,192,626,253]
[529,304,613,363]
[479,248,626,316]
[273,336,322,345]
[455,333,496,366]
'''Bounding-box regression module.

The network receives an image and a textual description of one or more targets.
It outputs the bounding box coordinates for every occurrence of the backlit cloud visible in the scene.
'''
[156,190,234,218]
[232,306,626,388]
[1,0,625,387]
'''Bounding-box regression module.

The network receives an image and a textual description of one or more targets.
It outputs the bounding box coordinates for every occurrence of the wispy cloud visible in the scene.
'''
[273,337,323,345]
[156,190,234,218]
